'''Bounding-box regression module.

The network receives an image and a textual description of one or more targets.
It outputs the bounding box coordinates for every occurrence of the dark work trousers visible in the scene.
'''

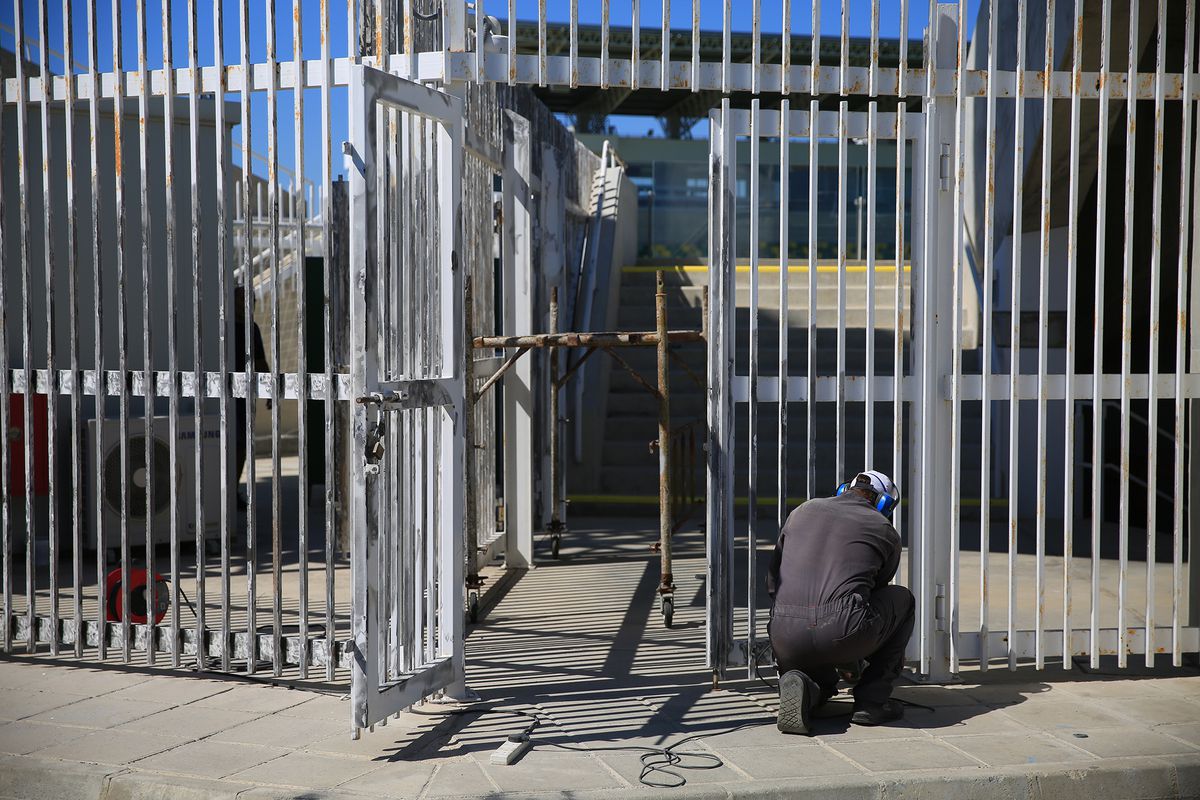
[768,585,915,707]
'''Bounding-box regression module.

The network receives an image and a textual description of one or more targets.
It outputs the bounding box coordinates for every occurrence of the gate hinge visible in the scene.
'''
[935,582,946,632]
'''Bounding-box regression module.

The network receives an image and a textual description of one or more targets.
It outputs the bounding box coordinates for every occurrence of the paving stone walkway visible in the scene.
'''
[1,520,1199,799]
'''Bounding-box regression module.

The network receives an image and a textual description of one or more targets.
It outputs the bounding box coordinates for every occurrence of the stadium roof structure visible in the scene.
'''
[506,22,925,135]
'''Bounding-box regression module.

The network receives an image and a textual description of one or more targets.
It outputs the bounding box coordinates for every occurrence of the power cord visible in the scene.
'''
[443,705,772,788]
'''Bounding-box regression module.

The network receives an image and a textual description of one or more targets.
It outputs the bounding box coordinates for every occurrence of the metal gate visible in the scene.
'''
[347,66,467,734]
[706,2,1200,682]
[707,99,924,676]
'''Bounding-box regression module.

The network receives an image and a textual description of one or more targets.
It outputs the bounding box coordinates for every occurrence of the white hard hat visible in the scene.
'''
[838,470,901,517]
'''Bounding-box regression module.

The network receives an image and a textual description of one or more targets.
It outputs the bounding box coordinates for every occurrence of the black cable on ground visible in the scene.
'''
[442,705,773,788]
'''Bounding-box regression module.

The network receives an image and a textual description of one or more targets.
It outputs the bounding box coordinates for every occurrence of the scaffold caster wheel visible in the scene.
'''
[468,592,479,624]
[551,534,561,559]
[661,594,674,628]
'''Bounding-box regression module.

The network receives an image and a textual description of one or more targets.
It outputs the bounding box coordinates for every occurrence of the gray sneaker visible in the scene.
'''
[777,670,819,735]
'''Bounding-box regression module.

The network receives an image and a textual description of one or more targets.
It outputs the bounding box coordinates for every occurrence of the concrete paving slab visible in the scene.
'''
[0,689,88,722]
[129,739,290,779]
[226,750,384,789]
[335,759,438,798]
[714,744,865,779]
[1049,728,1200,759]
[191,683,315,714]
[1157,723,1200,747]
[998,699,1129,732]
[30,728,186,765]
[830,738,983,771]
[0,720,90,755]
[114,704,259,739]
[209,711,345,748]
[477,749,627,793]
[13,667,149,696]
[104,675,231,706]
[934,732,1095,767]
[1102,696,1200,726]
[25,696,169,729]
[421,757,499,797]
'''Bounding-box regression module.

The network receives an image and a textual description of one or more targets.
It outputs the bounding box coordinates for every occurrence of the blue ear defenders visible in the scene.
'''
[836,481,899,517]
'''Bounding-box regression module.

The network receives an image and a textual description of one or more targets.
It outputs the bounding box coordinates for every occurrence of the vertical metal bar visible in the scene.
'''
[112,0,133,663]
[690,0,698,92]
[1034,0,1055,671]
[780,0,790,97]
[507,0,515,85]
[13,0,36,656]
[947,0,968,675]
[540,0,549,86]
[1172,0,1195,669]
[320,0,336,682]
[36,0,60,659]
[864,0,881,471]
[778,101,790,530]
[917,0,938,676]
[1142,0,1167,668]
[135,0,157,667]
[631,0,639,91]
[810,0,819,96]
[86,0,105,662]
[347,64,371,738]
[601,0,610,89]
[661,0,670,90]
[61,0,83,659]
[240,0,259,674]
[836,104,847,483]
[1061,0,1084,671]
[978,0,998,671]
[893,0,908,550]
[865,105,877,467]
[1117,0,1139,670]
[293,0,310,679]
[721,0,730,94]
[214,0,232,675]
[163,0,181,667]
[0,0,8,657]
[188,0,207,670]
[751,0,760,95]
[747,100,760,675]
[569,0,578,87]
[806,100,818,502]
[267,0,284,678]
[839,0,848,97]
[656,272,673,620]
[1089,0,1113,672]
[475,0,485,82]
[1007,0,1028,672]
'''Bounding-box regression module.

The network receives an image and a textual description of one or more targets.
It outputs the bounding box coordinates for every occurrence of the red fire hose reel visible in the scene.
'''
[104,568,170,625]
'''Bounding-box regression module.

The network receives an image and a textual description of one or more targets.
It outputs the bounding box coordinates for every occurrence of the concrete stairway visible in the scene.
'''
[568,264,986,514]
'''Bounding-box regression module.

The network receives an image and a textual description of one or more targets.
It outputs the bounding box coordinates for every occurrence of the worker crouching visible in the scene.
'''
[767,470,914,735]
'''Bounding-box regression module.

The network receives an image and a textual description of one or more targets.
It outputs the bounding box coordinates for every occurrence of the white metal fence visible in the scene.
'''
[1,0,1198,735]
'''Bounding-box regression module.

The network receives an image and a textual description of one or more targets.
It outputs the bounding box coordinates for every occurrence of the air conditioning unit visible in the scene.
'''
[88,415,227,552]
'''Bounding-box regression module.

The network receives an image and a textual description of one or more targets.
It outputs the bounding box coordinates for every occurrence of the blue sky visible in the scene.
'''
[1,1,979,187]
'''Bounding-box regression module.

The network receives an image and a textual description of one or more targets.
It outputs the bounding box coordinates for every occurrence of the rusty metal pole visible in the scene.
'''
[548,287,564,558]
[656,271,675,626]
[464,277,483,622]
